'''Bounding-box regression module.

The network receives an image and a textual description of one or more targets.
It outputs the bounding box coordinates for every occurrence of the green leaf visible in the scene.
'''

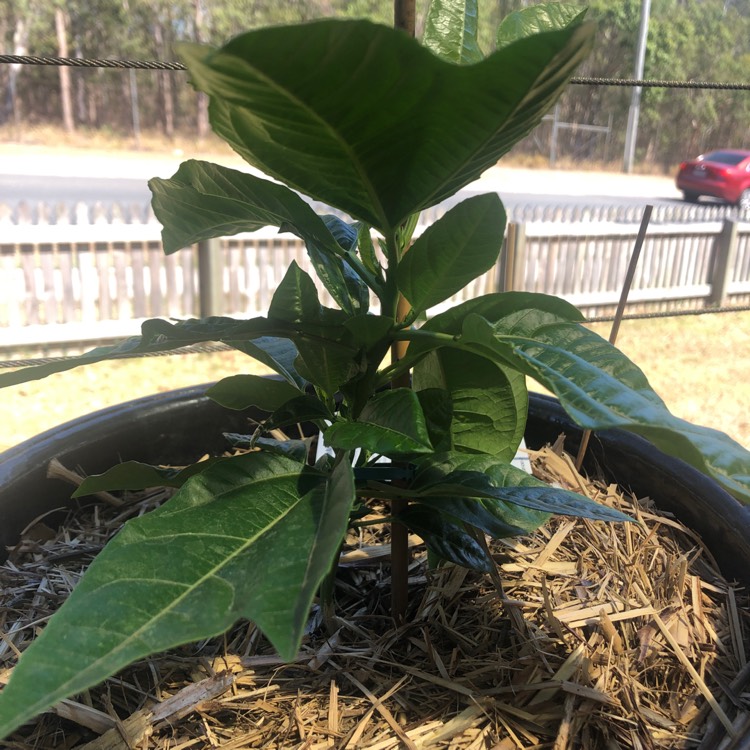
[410,454,631,523]
[399,505,493,572]
[387,293,584,387]
[411,452,549,532]
[356,222,381,276]
[266,395,335,430]
[416,387,454,453]
[324,389,433,455]
[178,19,594,232]
[496,3,588,51]
[0,316,296,387]
[0,452,354,738]
[303,215,371,315]
[413,349,526,461]
[461,318,750,504]
[72,459,223,498]
[397,194,506,316]
[148,159,342,255]
[268,262,324,324]
[228,336,307,388]
[423,0,483,64]
[206,374,302,411]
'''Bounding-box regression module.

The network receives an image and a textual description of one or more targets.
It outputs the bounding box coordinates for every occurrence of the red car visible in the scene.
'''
[676,149,750,210]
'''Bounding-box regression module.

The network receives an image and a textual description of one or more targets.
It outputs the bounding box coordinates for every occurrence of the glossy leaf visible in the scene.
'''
[423,0,483,64]
[0,452,354,738]
[324,389,433,455]
[178,19,594,231]
[496,3,587,51]
[73,459,223,497]
[461,317,750,504]
[149,159,342,255]
[399,505,493,572]
[397,194,506,316]
[413,348,527,460]
[410,452,631,522]
[206,374,302,411]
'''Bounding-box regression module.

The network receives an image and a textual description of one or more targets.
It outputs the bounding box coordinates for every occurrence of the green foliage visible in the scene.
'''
[2,2,750,739]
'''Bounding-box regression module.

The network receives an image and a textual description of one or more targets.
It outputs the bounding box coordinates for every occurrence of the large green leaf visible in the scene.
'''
[206,374,302,411]
[178,19,594,232]
[397,193,506,316]
[423,0,483,64]
[324,388,433,455]
[496,3,588,51]
[0,452,354,738]
[149,159,342,255]
[461,316,750,504]
[413,348,527,460]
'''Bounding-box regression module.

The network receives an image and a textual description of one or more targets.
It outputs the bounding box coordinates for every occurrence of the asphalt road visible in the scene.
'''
[0,172,690,216]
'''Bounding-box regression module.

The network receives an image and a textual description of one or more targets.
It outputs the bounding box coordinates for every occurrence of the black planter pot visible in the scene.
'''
[2,386,749,586]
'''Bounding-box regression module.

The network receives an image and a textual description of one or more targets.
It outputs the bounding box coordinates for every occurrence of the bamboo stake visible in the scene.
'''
[575,204,653,471]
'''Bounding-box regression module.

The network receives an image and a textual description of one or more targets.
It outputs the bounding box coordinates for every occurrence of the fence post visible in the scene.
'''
[709,218,738,307]
[498,222,526,292]
[198,238,224,317]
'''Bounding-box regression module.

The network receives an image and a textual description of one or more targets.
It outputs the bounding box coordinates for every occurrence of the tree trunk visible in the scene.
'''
[55,8,75,133]
[194,0,210,139]
[153,23,175,139]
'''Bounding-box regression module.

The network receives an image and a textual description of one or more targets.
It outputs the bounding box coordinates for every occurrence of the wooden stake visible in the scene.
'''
[575,204,653,471]
[389,0,417,624]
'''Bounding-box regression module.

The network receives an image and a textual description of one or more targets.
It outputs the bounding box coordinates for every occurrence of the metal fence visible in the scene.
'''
[2,207,750,353]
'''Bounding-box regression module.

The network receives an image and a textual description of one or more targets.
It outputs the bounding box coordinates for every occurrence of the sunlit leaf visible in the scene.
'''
[496,3,587,51]
[423,0,483,64]
[0,452,354,737]
[397,194,505,316]
[178,19,594,231]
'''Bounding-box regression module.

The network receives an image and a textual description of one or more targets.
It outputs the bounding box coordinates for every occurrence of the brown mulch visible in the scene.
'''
[1,440,749,749]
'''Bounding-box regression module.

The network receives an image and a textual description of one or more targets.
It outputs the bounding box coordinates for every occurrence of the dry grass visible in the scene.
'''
[1,310,749,454]
[1,441,748,748]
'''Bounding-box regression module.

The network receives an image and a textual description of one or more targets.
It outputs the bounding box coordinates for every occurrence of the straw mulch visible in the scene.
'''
[1,440,749,750]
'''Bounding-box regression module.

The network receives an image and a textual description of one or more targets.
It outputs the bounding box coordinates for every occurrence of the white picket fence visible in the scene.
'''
[2,204,750,352]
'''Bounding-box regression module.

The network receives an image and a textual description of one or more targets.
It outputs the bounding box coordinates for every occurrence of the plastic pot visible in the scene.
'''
[1,386,749,586]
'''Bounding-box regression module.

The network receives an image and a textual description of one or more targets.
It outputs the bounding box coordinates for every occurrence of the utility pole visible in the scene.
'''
[623,0,651,173]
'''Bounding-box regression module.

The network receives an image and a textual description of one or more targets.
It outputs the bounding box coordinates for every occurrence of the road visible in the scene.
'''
[0,171,693,220]
[0,146,718,219]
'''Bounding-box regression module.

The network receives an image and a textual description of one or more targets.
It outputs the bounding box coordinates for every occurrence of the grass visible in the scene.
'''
[1,310,749,453]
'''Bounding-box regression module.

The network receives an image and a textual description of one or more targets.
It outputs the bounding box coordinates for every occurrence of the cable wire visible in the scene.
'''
[2,54,750,91]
